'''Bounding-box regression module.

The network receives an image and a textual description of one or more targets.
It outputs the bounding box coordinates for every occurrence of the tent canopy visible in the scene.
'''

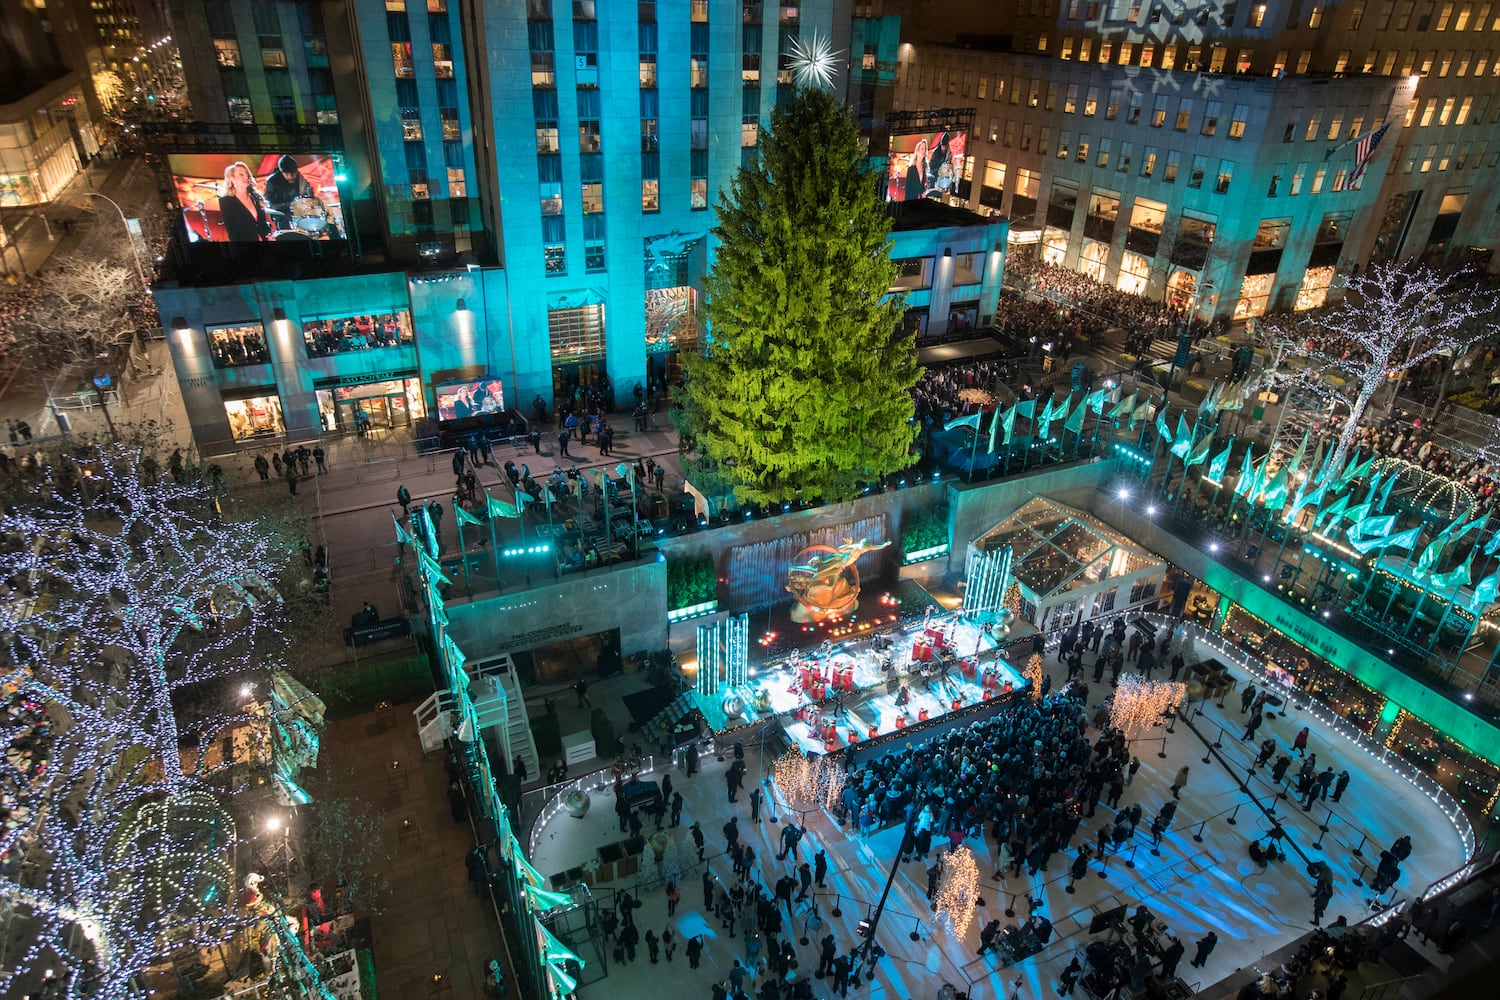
[972,496,1162,602]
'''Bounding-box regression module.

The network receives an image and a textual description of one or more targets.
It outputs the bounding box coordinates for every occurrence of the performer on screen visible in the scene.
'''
[903,137,929,201]
[263,154,314,221]
[219,161,271,242]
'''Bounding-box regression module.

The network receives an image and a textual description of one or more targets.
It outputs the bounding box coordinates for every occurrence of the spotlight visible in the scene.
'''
[1208,542,1219,553]
[1118,488,1131,500]
[1147,504,1157,515]
[1263,574,1272,583]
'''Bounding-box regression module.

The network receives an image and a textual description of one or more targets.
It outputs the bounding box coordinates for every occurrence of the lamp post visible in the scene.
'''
[83,192,148,288]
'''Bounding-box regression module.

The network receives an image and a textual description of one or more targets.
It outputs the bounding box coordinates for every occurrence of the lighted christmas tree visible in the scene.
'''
[1024,653,1045,700]
[680,86,920,504]
[0,435,332,998]
[1258,259,1499,474]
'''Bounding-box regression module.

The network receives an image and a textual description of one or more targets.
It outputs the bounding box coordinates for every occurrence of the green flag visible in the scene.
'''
[1000,404,1018,446]
[1170,414,1193,459]
[1261,460,1292,509]
[1341,501,1372,527]
[1132,397,1155,425]
[1336,450,1373,491]
[1348,524,1421,555]
[1429,556,1474,592]
[1185,433,1213,468]
[1314,492,1350,532]
[1414,536,1446,577]
[487,492,523,519]
[986,406,1003,454]
[1471,571,1500,607]
[1286,431,1310,474]
[1015,399,1036,419]
[1376,464,1398,511]
[1086,387,1111,414]
[1039,393,1069,438]
[453,499,486,528]
[1351,513,1396,539]
[945,410,982,432]
[1156,407,1174,444]
[1198,381,1222,418]
[1110,390,1137,421]
[1206,437,1234,482]
[1233,447,1258,498]
[1064,398,1088,435]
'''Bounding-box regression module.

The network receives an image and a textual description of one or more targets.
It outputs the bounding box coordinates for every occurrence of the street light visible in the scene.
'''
[82,192,148,288]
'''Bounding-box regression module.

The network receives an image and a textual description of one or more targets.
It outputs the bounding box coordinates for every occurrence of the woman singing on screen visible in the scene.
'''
[218,161,271,242]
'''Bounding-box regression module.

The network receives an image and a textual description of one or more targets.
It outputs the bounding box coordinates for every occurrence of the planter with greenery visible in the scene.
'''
[902,504,950,557]
[667,553,717,611]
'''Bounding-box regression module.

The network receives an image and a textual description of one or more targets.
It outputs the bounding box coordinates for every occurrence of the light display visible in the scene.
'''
[0,437,331,998]
[1109,675,1187,740]
[771,747,846,810]
[934,845,980,940]
[1256,259,1498,475]
[788,31,840,89]
[1024,654,1045,700]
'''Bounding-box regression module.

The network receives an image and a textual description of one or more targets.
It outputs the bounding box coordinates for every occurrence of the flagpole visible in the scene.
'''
[485,485,501,586]
[1148,397,1168,495]
[452,496,473,597]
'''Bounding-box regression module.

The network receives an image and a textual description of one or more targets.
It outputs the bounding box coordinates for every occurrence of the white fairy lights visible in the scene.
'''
[934,846,981,941]
[1110,674,1186,740]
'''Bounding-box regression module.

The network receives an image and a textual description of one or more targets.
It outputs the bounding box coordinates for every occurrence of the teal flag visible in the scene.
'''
[418,549,452,586]
[453,500,486,528]
[1156,408,1174,444]
[1471,571,1500,607]
[1132,397,1155,425]
[1110,390,1137,421]
[487,492,523,519]
[1449,512,1485,546]
[1376,465,1398,511]
[393,513,415,549]
[986,406,1003,454]
[1233,447,1258,498]
[1015,399,1036,419]
[1429,557,1474,592]
[1206,437,1234,482]
[1351,514,1396,539]
[1414,536,1446,577]
[1000,404,1018,446]
[1286,431,1310,474]
[1261,461,1292,509]
[1064,398,1088,435]
[1086,387,1111,414]
[1348,524,1421,555]
[945,411,982,432]
[1336,451,1374,491]
[1484,525,1500,557]
[1185,434,1213,468]
[1341,501,1372,527]
[1039,393,1070,438]
[1315,492,1350,532]
[1197,381,1222,418]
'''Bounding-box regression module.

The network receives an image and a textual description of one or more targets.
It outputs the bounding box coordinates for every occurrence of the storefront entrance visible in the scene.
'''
[224,393,285,440]
[315,376,424,434]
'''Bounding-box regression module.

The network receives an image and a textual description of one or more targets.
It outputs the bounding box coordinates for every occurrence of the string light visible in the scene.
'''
[1109,675,1186,739]
[1024,653,1045,700]
[934,845,980,940]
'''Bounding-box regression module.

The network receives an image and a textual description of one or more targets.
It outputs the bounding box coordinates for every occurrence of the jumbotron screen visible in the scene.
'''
[884,129,967,203]
[168,152,346,244]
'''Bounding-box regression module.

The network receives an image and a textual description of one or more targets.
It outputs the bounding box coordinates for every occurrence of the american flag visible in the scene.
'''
[1349,122,1391,187]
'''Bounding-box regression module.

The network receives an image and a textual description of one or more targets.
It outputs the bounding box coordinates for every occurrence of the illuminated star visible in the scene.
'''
[789,32,841,90]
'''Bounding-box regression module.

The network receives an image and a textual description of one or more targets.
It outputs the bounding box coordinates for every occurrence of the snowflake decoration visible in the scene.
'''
[789,32,841,90]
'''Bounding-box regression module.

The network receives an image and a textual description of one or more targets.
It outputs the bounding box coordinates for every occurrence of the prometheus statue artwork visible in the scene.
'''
[786,536,891,623]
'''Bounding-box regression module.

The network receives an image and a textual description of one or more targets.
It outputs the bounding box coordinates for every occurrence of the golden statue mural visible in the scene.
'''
[785,536,891,623]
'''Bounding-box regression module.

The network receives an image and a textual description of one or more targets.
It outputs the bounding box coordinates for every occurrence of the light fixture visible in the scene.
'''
[266,816,281,831]
[943,247,953,257]
[171,316,188,333]
[457,297,468,312]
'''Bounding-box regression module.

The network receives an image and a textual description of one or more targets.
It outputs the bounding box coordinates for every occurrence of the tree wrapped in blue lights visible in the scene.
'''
[0,436,332,998]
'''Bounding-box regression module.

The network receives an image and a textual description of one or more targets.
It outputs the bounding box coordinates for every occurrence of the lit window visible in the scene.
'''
[691,178,708,209]
[642,179,659,212]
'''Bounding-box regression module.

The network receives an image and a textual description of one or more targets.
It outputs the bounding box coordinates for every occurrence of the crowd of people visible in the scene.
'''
[301,314,413,357]
[1006,258,1184,339]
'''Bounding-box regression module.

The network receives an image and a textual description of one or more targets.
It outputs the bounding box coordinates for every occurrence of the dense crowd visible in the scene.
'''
[1007,259,1184,337]
[0,282,46,357]
[912,362,1014,431]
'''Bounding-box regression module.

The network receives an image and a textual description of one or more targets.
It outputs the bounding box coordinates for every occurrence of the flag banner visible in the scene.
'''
[1110,390,1137,421]
[418,550,452,586]
[516,490,537,508]
[1170,432,1193,460]
[1484,526,1500,558]
[487,493,523,519]
[945,411,982,432]
[1337,452,1374,491]
[1376,465,1397,511]
[393,513,414,548]
[1348,525,1421,555]
[1064,398,1088,435]
[1261,461,1292,509]
[1156,408,1174,444]
[1132,397,1155,424]
[1175,414,1192,449]
[1207,437,1234,482]
[1295,480,1329,517]
[1287,431,1310,474]
[442,633,467,674]
[1341,502,1372,527]
[1414,536,1446,577]
[615,462,634,482]
[1349,121,1391,187]
[453,501,486,528]
[1015,399,1037,419]
[1198,382,1222,418]
[1429,557,1474,592]
[1315,492,1350,531]
[1304,439,1325,483]
[1234,447,1258,498]
[1086,387,1111,415]
[1449,511,1485,546]
[1351,514,1397,539]
[1185,434,1213,468]
[1471,571,1500,607]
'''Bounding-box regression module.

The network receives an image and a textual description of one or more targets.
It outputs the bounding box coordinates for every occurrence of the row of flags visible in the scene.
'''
[944,386,1151,454]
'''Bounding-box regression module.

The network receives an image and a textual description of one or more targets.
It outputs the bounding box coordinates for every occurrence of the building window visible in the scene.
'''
[214,38,241,67]
[1152,96,1168,126]
[548,304,606,361]
[643,179,660,212]
[441,107,461,141]
[402,108,424,141]
[1084,86,1099,115]
[586,243,606,272]
[742,117,759,146]
[1215,159,1234,193]
[1175,99,1192,130]
[392,42,414,78]
[1164,150,1181,183]
[1250,3,1266,26]
[582,182,604,213]
[261,37,287,68]
[1202,101,1220,135]
[1064,84,1078,113]
[1141,146,1157,177]
[691,177,708,209]
[433,44,454,79]
[1229,105,1249,139]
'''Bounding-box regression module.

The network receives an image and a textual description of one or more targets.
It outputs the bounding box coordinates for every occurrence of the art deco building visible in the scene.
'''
[887,0,1500,322]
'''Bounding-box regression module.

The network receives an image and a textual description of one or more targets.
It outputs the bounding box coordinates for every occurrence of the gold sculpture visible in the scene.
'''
[785,536,890,623]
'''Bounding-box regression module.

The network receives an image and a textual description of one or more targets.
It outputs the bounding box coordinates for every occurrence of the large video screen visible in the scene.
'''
[884,129,968,203]
[301,311,413,357]
[436,379,506,421]
[168,152,346,244]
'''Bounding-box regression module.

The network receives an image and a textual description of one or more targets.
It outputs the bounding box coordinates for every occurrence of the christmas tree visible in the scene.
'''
[681,87,920,504]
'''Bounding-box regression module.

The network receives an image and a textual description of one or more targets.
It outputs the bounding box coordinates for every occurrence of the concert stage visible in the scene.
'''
[691,605,1026,754]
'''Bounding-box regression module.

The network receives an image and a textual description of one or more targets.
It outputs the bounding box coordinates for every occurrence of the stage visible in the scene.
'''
[692,605,1027,754]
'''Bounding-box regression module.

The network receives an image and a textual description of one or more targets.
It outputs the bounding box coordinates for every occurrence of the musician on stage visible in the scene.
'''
[264,154,315,222]
[218,161,271,241]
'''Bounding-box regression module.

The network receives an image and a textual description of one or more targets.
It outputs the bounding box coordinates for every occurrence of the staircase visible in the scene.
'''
[412,654,539,781]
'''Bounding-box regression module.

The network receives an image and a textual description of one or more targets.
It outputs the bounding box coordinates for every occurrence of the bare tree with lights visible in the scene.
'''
[5,257,153,375]
[1256,259,1499,475]
[0,434,333,998]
